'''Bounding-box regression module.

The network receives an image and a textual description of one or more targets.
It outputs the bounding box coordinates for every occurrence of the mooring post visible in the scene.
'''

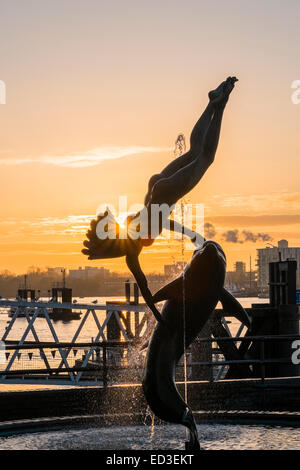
[125,280,131,302]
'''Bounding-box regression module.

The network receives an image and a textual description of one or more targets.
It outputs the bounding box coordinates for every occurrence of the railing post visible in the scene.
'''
[91,337,94,360]
[103,343,107,388]
[260,339,265,384]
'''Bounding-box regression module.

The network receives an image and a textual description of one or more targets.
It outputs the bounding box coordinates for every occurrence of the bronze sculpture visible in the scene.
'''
[82,76,238,322]
[143,241,250,450]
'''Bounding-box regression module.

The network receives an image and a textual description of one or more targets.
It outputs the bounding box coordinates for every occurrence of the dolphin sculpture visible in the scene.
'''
[142,241,250,450]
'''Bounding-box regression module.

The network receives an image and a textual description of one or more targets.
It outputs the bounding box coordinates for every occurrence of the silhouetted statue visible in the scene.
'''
[82,77,238,323]
[143,241,250,450]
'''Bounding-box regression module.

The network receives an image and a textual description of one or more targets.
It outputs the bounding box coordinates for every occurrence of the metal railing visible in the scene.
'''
[0,299,299,386]
[0,341,135,387]
[0,299,150,384]
[194,333,300,384]
[1,334,299,386]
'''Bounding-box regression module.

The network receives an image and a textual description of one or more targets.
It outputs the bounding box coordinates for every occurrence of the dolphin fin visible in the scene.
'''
[219,288,251,328]
[153,276,184,303]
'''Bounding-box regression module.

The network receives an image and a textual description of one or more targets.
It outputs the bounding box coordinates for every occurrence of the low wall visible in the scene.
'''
[0,377,300,423]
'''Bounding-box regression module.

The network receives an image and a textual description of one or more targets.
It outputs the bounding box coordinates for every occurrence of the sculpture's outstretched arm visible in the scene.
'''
[125,253,165,325]
[167,218,205,248]
[153,277,184,303]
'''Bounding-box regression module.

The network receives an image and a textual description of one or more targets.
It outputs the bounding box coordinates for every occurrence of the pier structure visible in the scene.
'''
[0,295,252,386]
[17,289,36,302]
[0,297,150,385]
[51,286,72,316]
[1,296,295,387]
[246,259,300,378]
[209,259,300,381]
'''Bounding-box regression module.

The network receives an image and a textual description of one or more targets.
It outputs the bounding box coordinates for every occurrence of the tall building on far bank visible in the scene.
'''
[256,240,300,289]
[225,261,256,292]
[234,261,246,276]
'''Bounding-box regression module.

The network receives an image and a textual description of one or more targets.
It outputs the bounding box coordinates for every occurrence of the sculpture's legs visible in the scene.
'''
[189,102,215,154]
[145,77,238,207]
[156,77,236,181]
[200,103,226,165]
[149,99,228,206]
[160,102,215,179]
[144,102,214,206]
[199,77,238,162]
[148,78,238,207]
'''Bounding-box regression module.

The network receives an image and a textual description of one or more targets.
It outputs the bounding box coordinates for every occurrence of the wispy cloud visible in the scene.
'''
[0,215,94,240]
[28,215,94,226]
[222,229,272,244]
[209,214,300,226]
[208,192,300,214]
[0,146,171,168]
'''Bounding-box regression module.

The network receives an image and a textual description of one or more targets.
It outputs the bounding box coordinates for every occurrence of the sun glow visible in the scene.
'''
[116,213,128,229]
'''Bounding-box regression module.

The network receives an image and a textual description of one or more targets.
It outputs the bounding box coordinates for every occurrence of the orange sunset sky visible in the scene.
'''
[0,0,300,274]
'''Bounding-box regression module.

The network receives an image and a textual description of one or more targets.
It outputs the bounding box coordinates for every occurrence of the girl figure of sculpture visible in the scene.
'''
[82,77,238,323]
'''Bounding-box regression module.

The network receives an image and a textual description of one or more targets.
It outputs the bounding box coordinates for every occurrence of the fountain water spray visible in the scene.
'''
[174,134,189,443]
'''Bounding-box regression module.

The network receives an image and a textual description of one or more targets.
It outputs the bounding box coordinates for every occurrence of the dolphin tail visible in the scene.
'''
[153,276,184,303]
[219,288,251,328]
[182,407,201,451]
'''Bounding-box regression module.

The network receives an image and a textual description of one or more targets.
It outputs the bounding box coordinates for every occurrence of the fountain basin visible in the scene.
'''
[0,413,299,450]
